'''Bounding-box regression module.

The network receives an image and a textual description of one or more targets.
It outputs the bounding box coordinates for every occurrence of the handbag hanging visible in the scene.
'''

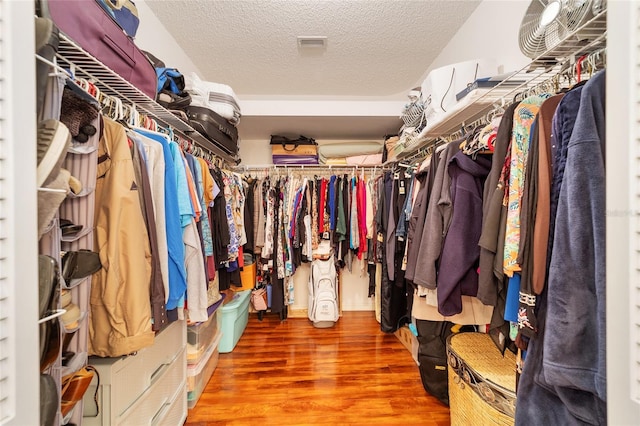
[251,286,268,311]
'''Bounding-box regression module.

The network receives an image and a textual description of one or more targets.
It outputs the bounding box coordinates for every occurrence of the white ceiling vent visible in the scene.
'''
[297,36,327,48]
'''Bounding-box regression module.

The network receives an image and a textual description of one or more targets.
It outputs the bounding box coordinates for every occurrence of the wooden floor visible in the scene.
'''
[186,311,450,426]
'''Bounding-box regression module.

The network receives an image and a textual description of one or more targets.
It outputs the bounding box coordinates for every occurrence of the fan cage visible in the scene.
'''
[520,0,600,59]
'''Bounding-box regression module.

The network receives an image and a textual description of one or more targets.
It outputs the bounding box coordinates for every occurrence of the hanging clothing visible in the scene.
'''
[135,128,187,312]
[476,101,520,353]
[545,70,607,421]
[222,172,241,262]
[404,161,431,283]
[271,181,286,316]
[131,138,167,332]
[357,177,368,259]
[90,117,154,357]
[517,94,563,338]
[516,71,606,426]
[437,151,492,316]
[211,168,231,288]
[350,177,360,251]
[378,171,394,332]
[413,141,460,288]
[395,170,414,240]
[180,154,208,323]
[255,178,266,252]
[503,95,551,277]
[244,178,257,253]
[548,82,586,261]
[129,131,170,306]
[530,95,563,295]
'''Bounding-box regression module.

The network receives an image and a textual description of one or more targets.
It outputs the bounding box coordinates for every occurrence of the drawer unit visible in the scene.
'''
[219,290,251,353]
[117,348,186,426]
[158,382,188,426]
[83,320,186,425]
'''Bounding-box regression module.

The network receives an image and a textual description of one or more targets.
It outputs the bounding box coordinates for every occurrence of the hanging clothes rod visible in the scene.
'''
[236,164,392,178]
[237,164,390,170]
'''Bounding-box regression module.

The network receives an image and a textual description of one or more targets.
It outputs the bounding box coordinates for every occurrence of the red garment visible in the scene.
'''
[318,178,327,235]
[357,178,368,259]
[207,256,216,281]
[238,246,244,268]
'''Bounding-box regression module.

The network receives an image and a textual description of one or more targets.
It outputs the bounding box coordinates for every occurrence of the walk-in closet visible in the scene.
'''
[2,1,639,425]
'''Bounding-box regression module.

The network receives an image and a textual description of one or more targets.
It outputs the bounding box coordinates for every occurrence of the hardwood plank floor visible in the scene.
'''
[186,311,450,426]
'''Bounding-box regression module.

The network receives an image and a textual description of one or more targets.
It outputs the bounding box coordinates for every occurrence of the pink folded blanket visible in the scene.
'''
[345,154,383,166]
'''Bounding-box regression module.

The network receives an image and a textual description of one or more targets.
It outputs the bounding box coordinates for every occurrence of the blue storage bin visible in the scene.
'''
[219,290,251,353]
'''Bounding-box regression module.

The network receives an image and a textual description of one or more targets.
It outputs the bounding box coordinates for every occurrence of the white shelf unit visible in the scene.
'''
[54,34,239,165]
[391,8,607,162]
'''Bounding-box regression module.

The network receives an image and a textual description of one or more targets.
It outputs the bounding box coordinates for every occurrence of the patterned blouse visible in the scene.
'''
[503,94,550,276]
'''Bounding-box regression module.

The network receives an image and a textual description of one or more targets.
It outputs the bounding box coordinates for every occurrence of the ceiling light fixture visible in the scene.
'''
[297,36,328,48]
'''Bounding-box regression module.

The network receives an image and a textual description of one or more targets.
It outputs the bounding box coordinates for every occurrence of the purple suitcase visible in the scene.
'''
[42,0,157,99]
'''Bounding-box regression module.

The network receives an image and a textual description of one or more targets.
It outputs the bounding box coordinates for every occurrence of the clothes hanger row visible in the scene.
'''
[37,53,235,171]
[238,164,386,180]
[515,47,607,102]
[74,76,230,168]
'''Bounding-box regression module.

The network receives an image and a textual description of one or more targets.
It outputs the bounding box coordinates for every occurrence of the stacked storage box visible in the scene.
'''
[187,303,223,409]
[219,290,251,353]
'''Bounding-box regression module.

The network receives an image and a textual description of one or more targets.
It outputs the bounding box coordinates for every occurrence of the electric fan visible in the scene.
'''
[518,0,595,59]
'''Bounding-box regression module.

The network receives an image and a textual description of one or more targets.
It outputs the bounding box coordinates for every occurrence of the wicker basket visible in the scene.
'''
[447,333,517,426]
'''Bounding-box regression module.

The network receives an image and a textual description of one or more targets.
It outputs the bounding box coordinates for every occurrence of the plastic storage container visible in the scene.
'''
[235,262,256,291]
[218,290,251,353]
[187,330,222,409]
[187,309,220,365]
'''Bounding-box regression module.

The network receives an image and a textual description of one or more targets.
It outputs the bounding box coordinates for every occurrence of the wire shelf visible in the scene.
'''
[55,34,239,165]
[392,8,607,162]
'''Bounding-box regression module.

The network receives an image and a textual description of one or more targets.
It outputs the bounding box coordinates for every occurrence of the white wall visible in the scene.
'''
[238,139,272,166]
[288,260,374,313]
[420,0,530,82]
[134,0,203,76]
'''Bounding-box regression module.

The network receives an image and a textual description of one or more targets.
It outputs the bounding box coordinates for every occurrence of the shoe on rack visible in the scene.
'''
[38,255,59,319]
[37,168,70,238]
[60,289,72,308]
[60,302,80,331]
[40,319,61,372]
[62,249,102,282]
[60,366,97,418]
[40,373,59,426]
[60,218,83,237]
[68,174,83,195]
[35,17,60,119]
[37,119,71,187]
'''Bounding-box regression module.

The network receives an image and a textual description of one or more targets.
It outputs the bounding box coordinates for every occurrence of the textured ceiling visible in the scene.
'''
[145,0,482,99]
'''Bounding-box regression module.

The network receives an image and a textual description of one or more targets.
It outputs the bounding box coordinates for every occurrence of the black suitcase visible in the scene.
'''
[186,105,238,155]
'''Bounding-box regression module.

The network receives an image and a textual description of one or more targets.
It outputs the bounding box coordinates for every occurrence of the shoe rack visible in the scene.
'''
[38,68,100,426]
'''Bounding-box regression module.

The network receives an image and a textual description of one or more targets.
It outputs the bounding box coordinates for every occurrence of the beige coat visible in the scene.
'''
[89,117,154,357]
